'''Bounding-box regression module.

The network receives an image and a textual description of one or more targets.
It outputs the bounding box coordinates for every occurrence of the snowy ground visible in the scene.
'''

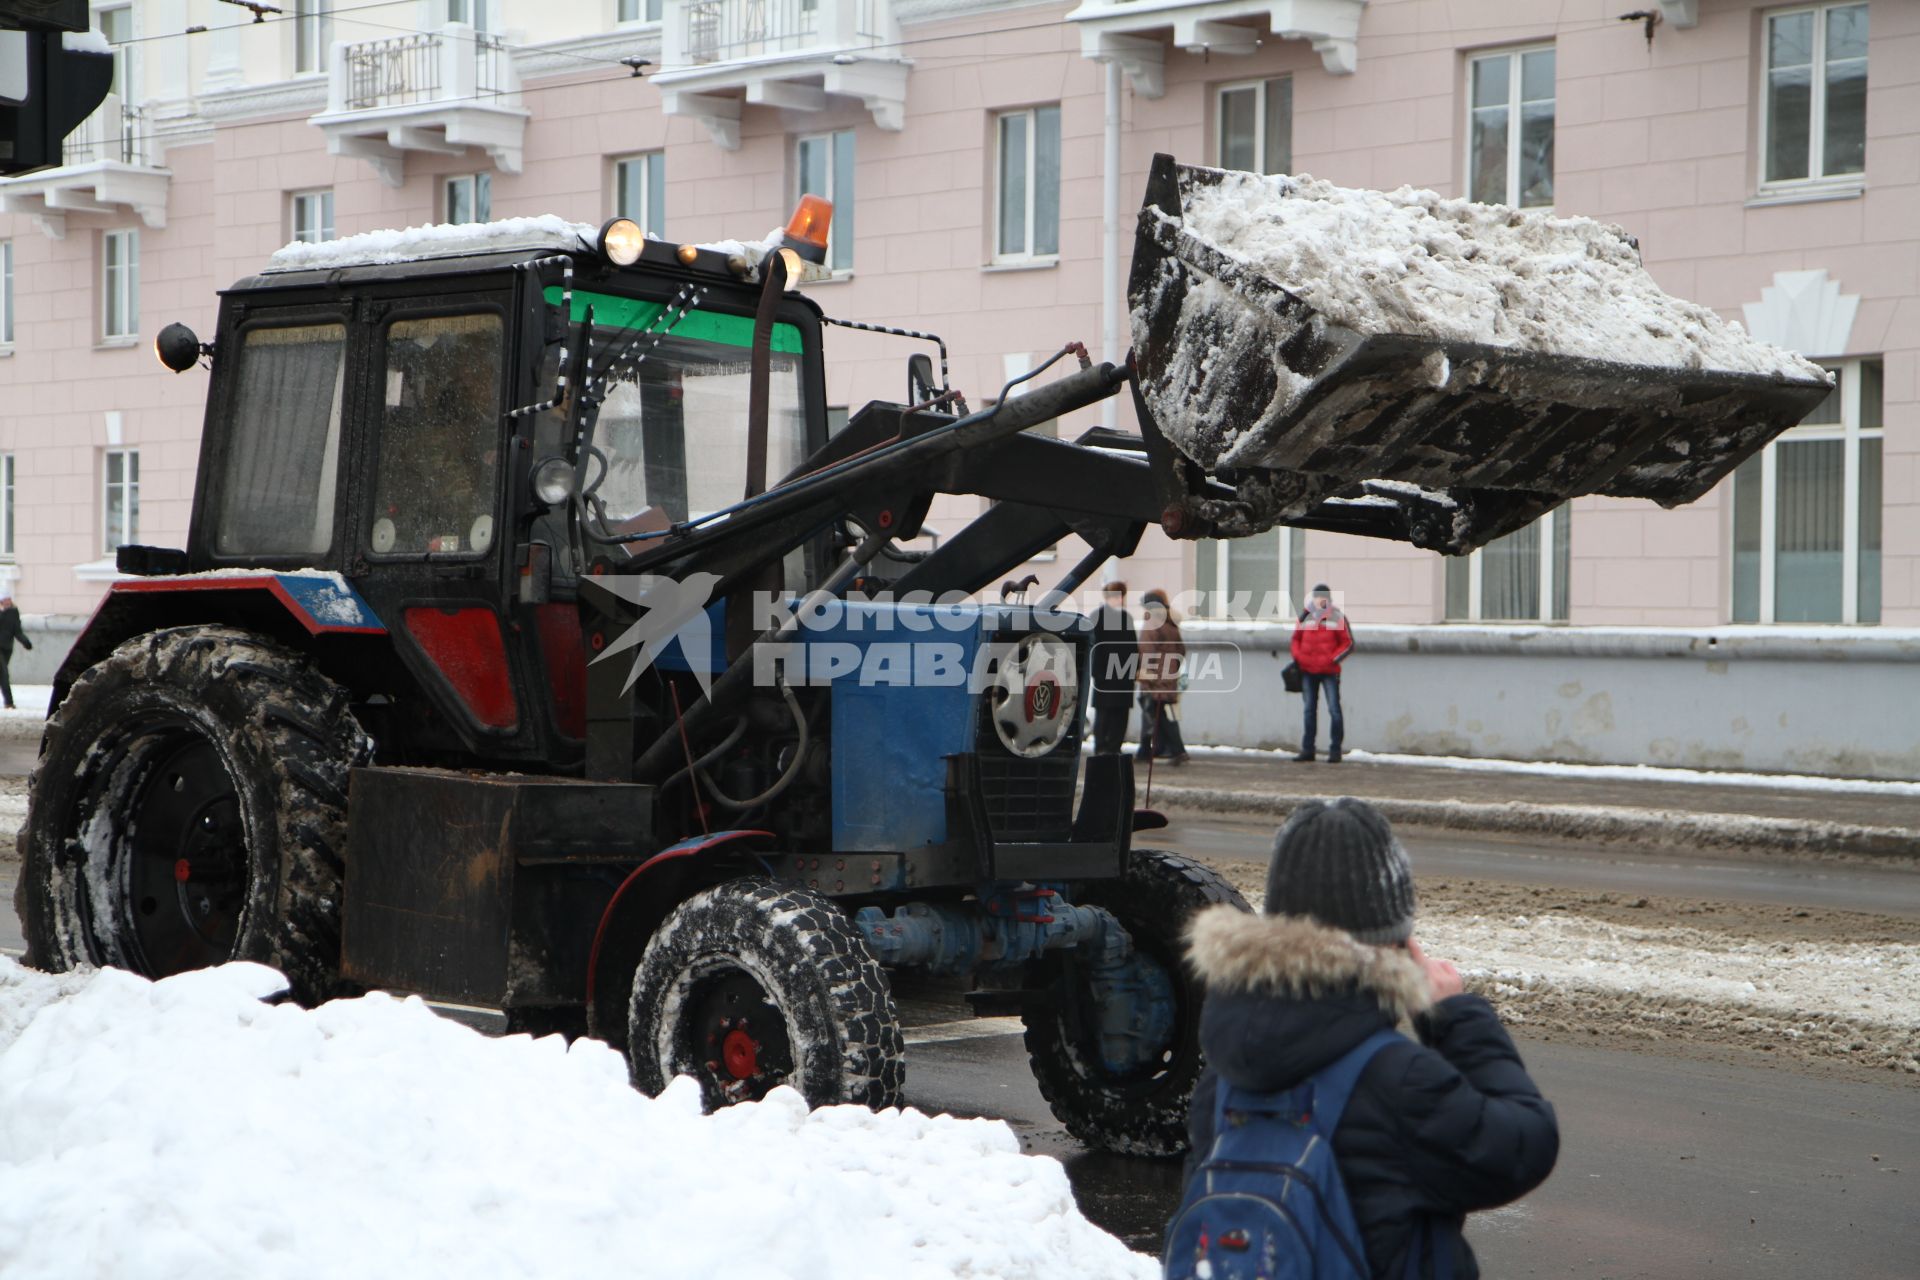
[1208,858,1920,1079]
[0,960,1155,1280]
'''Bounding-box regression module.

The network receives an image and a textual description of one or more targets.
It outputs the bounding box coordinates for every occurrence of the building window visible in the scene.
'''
[1217,77,1291,175]
[1468,45,1554,207]
[1195,527,1307,621]
[101,229,138,341]
[1733,359,1881,624]
[445,173,492,224]
[291,190,335,244]
[1444,507,1571,621]
[614,152,666,238]
[103,449,139,556]
[294,0,331,75]
[827,406,850,437]
[795,131,854,272]
[1,239,12,348]
[445,0,488,29]
[98,5,133,97]
[618,0,662,21]
[1762,3,1868,189]
[0,455,14,559]
[994,106,1060,262]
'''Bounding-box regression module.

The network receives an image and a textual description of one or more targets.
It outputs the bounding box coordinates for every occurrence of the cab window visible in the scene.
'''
[215,321,346,556]
[369,312,504,557]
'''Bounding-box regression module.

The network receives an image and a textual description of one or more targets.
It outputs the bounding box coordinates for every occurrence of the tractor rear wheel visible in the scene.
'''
[1022,848,1250,1156]
[626,878,905,1112]
[17,627,370,1005]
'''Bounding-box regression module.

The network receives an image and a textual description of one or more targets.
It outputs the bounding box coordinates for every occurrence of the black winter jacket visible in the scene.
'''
[1182,908,1560,1280]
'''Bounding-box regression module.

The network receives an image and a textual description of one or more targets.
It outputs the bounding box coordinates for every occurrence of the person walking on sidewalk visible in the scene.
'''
[1179,798,1560,1278]
[0,596,33,711]
[1136,588,1189,766]
[1090,581,1137,755]
[1291,583,1353,763]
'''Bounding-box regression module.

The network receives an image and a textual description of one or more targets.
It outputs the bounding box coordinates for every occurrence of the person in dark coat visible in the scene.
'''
[1182,798,1559,1279]
[1089,581,1136,755]
[0,596,32,711]
[1291,582,1354,762]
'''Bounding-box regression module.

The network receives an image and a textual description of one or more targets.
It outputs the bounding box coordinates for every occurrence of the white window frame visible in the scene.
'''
[1734,358,1880,624]
[1466,43,1555,209]
[1445,507,1570,622]
[613,152,666,238]
[1214,76,1292,175]
[445,172,492,224]
[992,106,1060,265]
[0,454,14,560]
[290,189,335,244]
[103,448,139,557]
[294,0,332,76]
[101,228,138,342]
[1195,527,1306,621]
[1,239,12,349]
[1758,3,1869,197]
[616,0,662,23]
[96,4,135,101]
[443,0,489,30]
[795,131,853,274]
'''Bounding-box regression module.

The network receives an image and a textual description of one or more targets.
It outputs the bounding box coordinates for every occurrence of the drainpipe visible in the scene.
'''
[1102,59,1123,429]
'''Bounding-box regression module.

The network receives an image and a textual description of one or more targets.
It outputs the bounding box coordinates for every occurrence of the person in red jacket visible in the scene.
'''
[1290,583,1353,763]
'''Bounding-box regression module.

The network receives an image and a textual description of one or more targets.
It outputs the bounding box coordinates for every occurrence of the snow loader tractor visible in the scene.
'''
[16,161,1828,1156]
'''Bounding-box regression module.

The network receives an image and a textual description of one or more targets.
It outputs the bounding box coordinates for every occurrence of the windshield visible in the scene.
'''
[545,288,811,540]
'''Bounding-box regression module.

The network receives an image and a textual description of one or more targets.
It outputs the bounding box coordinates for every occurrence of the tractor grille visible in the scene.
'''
[974,748,1078,843]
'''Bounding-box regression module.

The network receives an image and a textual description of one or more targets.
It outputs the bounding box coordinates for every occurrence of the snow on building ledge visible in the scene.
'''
[0,96,170,238]
[1067,0,1368,97]
[309,23,529,188]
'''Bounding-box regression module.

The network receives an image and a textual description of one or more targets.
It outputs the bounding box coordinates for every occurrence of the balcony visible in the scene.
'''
[653,0,909,149]
[0,97,170,239]
[310,23,529,187]
[1065,0,1367,95]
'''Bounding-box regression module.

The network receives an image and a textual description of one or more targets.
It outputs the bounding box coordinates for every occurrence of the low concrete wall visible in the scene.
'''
[1176,623,1920,780]
[9,616,85,688]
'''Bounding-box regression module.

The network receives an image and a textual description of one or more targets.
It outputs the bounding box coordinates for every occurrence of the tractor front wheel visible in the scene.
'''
[1022,848,1250,1156]
[627,878,905,1112]
[17,626,369,1005]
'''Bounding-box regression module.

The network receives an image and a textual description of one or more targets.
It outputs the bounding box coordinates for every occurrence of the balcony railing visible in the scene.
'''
[315,23,527,185]
[681,0,887,64]
[61,97,152,168]
[339,27,511,112]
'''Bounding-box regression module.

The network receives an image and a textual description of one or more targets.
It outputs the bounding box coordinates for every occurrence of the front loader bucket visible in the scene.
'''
[1128,155,1833,552]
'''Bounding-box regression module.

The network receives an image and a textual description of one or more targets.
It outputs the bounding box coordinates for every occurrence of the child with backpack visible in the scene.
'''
[1167,798,1559,1279]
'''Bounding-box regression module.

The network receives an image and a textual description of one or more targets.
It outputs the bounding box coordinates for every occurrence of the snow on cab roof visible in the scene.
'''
[265,215,596,273]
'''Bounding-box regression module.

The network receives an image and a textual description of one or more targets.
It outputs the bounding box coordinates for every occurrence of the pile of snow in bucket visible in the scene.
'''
[0,960,1154,1280]
[1176,169,1826,382]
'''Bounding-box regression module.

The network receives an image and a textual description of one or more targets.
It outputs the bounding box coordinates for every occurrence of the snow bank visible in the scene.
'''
[1178,170,1827,382]
[267,216,594,272]
[0,960,1152,1280]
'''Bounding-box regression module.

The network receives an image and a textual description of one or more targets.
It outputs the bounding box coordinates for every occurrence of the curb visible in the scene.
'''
[1145,785,1920,859]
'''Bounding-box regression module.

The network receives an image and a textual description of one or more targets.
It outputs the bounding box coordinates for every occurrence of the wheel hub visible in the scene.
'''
[689,970,793,1102]
[721,1026,761,1080]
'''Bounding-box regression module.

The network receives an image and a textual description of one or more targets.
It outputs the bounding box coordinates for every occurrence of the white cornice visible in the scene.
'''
[197,75,331,123]
[512,28,665,81]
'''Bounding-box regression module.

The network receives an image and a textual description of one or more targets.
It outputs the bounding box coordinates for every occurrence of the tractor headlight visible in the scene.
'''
[531,456,577,507]
[599,217,646,266]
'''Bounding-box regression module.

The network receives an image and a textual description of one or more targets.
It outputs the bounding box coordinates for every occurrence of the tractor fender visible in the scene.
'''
[53,574,386,710]
[585,829,777,1041]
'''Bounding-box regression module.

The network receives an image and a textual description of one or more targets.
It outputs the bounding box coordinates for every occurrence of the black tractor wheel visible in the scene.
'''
[17,626,370,1005]
[1022,848,1250,1156]
[627,878,905,1112]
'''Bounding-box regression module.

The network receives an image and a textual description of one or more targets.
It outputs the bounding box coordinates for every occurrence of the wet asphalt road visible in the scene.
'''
[5,806,1916,1273]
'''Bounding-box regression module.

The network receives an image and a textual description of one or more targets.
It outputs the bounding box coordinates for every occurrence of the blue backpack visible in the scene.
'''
[1165,1029,1439,1280]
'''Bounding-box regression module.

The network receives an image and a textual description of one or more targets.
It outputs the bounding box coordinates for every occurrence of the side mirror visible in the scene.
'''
[907,352,938,405]
[154,322,204,373]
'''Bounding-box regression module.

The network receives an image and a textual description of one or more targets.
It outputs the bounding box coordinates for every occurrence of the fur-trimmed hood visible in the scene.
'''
[1188,905,1432,1021]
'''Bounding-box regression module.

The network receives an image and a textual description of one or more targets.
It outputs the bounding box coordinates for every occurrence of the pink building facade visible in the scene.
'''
[2,0,1913,635]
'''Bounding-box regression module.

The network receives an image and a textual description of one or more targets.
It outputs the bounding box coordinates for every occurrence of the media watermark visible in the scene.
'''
[586,579,1325,694]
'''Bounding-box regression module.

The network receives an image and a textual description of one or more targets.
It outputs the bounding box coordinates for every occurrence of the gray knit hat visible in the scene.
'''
[1264,797,1416,945]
